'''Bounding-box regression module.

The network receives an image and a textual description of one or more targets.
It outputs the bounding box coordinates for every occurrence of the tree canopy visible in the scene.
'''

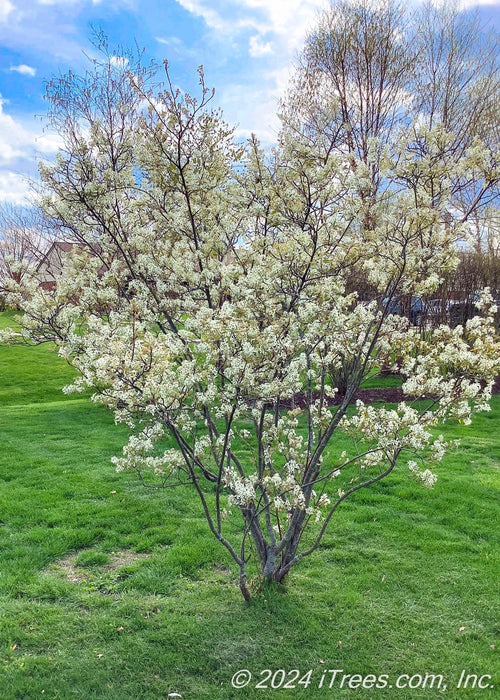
[3,8,500,599]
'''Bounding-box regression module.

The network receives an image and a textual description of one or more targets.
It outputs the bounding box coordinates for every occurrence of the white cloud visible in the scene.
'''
[0,0,13,23]
[0,171,32,205]
[34,131,64,155]
[0,95,62,206]
[9,64,37,77]
[431,0,500,6]
[249,35,273,57]
[110,55,129,68]
[221,83,281,144]
[227,64,298,142]
[175,0,228,31]
[156,35,197,57]
[241,0,326,52]
[175,0,278,37]
[0,95,63,204]
[156,35,180,46]
[174,0,327,144]
[175,0,326,51]
[37,0,103,5]
[0,97,31,162]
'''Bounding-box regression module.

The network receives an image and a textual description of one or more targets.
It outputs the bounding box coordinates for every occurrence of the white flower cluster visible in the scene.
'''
[223,468,257,507]
[111,424,180,479]
[407,461,437,488]
[340,398,465,485]
[342,401,434,453]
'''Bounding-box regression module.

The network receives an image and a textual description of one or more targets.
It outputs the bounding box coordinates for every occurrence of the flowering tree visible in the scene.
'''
[3,36,500,600]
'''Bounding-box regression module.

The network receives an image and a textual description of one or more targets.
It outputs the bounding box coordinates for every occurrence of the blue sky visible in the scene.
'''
[0,0,499,205]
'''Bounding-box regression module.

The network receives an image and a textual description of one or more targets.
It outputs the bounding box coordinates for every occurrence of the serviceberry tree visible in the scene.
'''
[3,23,499,599]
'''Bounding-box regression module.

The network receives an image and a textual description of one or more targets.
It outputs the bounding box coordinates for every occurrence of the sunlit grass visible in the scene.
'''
[0,311,498,699]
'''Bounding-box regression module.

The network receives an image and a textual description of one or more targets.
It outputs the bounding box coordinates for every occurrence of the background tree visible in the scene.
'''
[436,206,500,328]
[3,20,500,599]
[289,0,413,180]
[0,204,55,307]
[283,0,500,292]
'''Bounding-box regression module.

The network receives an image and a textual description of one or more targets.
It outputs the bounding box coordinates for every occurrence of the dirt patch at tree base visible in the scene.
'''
[347,375,500,405]
[51,549,150,584]
[282,375,500,408]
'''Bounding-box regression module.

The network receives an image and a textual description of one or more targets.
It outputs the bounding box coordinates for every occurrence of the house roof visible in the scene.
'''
[36,241,78,271]
[53,241,75,253]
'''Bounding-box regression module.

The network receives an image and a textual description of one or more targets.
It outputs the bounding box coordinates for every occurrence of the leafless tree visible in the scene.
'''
[284,0,413,189]
[282,0,500,329]
[0,204,55,304]
[284,0,500,217]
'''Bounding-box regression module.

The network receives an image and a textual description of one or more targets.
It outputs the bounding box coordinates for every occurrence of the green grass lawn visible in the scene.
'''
[0,311,498,699]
